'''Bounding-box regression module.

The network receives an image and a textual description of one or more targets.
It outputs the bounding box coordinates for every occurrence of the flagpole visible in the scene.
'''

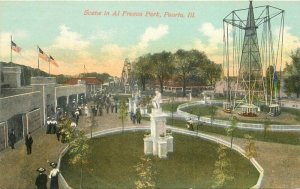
[37,45,40,76]
[10,35,12,65]
[49,58,50,75]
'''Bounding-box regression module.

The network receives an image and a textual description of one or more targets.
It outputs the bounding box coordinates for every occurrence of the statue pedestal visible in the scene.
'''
[166,136,173,152]
[144,136,153,155]
[143,108,174,158]
[158,139,168,158]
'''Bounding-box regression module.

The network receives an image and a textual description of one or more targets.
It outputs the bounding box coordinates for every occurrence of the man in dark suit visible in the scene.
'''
[25,132,33,154]
[35,167,47,189]
[8,130,16,149]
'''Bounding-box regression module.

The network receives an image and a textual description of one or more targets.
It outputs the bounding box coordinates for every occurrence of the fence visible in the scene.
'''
[57,126,263,189]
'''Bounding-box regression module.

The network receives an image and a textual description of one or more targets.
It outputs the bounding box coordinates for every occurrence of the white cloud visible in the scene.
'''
[99,44,126,71]
[137,24,169,50]
[89,30,114,42]
[281,26,300,61]
[128,24,169,59]
[0,31,29,59]
[193,22,225,63]
[52,25,90,51]
[0,32,11,58]
[199,22,223,47]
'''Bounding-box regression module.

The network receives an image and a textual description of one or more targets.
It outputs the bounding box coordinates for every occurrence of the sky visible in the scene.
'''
[0,1,299,77]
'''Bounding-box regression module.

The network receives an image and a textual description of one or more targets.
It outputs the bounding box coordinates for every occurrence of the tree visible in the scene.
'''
[174,49,201,97]
[59,116,74,143]
[212,144,234,188]
[207,62,222,86]
[119,98,128,132]
[68,129,89,189]
[226,116,238,149]
[244,134,257,159]
[134,156,156,189]
[284,48,300,98]
[152,51,174,94]
[133,54,154,91]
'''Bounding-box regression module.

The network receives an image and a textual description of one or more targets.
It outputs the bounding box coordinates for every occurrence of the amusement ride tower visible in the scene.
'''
[223,0,284,116]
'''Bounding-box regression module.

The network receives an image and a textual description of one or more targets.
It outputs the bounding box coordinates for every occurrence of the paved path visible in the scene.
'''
[0,110,300,189]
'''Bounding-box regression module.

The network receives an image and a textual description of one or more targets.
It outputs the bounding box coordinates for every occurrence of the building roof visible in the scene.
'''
[65,77,103,85]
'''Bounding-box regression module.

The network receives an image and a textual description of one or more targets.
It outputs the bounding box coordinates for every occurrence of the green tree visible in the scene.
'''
[56,74,71,84]
[133,54,154,91]
[284,48,300,98]
[204,60,222,86]
[226,116,238,149]
[152,51,174,94]
[68,129,89,189]
[59,116,74,143]
[212,144,234,188]
[244,134,257,159]
[174,49,201,97]
[119,98,128,132]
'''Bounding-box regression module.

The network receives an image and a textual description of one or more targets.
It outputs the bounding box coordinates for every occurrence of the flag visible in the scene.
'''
[11,41,21,53]
[38,47,49,62]
[49,55,59,67]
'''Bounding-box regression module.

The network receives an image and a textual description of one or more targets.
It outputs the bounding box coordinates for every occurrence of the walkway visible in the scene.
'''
[0,110,300,188]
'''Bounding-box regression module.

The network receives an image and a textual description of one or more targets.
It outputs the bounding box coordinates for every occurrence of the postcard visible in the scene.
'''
[0,1,300,189]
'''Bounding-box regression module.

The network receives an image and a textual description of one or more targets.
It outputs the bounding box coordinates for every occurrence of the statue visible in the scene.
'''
[152,90,162,109]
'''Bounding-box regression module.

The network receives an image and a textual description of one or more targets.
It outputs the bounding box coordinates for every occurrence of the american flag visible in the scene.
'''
[49,55,59,67]
[38,47,49,62]
[11,41,21,53]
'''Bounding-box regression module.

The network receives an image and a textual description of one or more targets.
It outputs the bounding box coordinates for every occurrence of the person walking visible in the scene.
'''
[49,162,60,189]
[56,125,61,141]
[8,130,16,149]
[136,110,142,124]
[35,167,47,189]
[25,132,33,154]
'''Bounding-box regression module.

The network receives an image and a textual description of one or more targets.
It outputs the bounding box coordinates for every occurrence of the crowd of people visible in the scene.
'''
[7,87,152,189]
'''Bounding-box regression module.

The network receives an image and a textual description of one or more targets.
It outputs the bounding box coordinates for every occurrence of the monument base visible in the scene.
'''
[143,107,174,158]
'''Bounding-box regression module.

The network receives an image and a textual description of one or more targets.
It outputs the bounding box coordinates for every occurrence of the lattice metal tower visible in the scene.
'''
[239,0,264,107]
[223,0,284,115]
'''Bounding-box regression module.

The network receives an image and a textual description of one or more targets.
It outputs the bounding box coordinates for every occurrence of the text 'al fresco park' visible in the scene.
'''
[83,9,196,18]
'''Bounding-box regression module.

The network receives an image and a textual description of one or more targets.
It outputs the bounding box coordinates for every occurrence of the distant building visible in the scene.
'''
[65,77,103,97]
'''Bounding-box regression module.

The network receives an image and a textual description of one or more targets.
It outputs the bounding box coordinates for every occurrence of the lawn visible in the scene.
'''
[181,105,300,125]
[161,102,185,112]
[166,118,300,145]
[61,132,259,189]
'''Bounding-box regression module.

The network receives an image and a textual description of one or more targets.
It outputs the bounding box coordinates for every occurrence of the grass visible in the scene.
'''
[61,132,259,189]
[181,105,300,125]
[161,102,185,112]
[281,107,300,122]
[181,104,213,117]
[166,118,300,145]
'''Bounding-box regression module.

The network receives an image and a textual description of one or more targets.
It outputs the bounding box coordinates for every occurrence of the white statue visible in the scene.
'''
[152,90,162,109]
